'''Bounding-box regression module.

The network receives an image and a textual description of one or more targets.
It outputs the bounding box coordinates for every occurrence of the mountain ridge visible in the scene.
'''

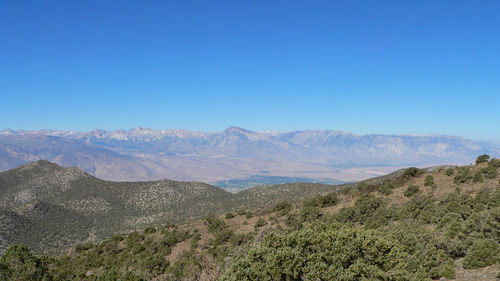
[1,127,498,184]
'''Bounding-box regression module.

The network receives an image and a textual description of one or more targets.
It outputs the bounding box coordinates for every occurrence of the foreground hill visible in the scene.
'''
[1,156,498,280]
[0,155,500,280]
[0,160,364,254]
[1,127,498,184]
[0,161,232,254]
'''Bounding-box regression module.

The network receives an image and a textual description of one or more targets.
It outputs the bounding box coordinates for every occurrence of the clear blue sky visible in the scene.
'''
[1,1,499,141]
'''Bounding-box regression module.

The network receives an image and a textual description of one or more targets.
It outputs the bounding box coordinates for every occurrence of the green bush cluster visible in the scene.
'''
[463,239,500,269]
[445,168,454,176]
[299,205,321,222]
[454,167,472,184]
[424,175,435,186]
[473,171,484,183]
[0,245,54,281]
[254,218,267,229]
[332,193,391,229]
[204,215,233,247]
[303,192,339,208]
[220,222,455,281]
[403,167,424,177]
[476,154,490,164]
[222,184,500,281]
[272,200,292,216]
[489,158,500,168]
[378,182,394,195]
[245,211,253,219]
[404,185,420,197]
[480,164,498,179]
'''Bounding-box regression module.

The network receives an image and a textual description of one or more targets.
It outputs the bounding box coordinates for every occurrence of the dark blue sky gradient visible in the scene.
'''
[1,1,499,140]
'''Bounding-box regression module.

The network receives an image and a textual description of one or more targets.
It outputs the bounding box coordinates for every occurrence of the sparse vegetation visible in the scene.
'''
[1,158,499,280]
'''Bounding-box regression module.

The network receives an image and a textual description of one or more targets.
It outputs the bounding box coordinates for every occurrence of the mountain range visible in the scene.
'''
[1,127,498,186]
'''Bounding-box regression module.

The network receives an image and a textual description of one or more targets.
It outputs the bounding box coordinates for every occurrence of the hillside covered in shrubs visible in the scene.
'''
[1,155,499,280]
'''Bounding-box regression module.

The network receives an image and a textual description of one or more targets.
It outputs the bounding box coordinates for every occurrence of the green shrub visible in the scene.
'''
[94,270,145,281]
[204,215,233,246]
[404,167,423,177]
[272,200,292,216]
[364,206,393,229]
[284,214,302,230]
[404,185,420,197]
[245,212,253,219]
[480,166,498,179]
[204,215,227,233]
[438,212,463,229]
[75,243,93,253]
[0,245,53,281]
[303,193,339,208]
[489,158,500,168]
[163,228,189,247]
[398,195,440,223]
[299,205,321,222]
[473,171,484,183]
[143,226,156,234]
[353,194,384,223]
[356,182,369,193]
[378,182,393,195]
[190,233,201,250]
[110,235,124,242]
[317,193,340,207]
[230,233,253,246]
[220,222,453,281]
[454,167,472,184]
[166,251,201,279]
[254,218,267,229]
[127,231,145,246]
[476,154,490,164]
[342,186,353,195]
[212,229,233,246]
[463,239,500,269]
[445,168,454,176]
[424,175,435,186]
[225,212,234,220]
[141,254,169,275]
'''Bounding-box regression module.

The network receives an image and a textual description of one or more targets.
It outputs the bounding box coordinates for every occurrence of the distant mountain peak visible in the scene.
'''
[224,126,255,135]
